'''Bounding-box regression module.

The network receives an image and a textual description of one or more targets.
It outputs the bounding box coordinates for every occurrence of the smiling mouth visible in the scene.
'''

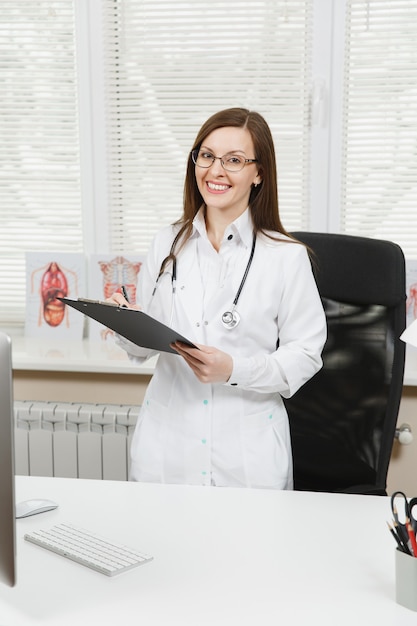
[207,182,231,192]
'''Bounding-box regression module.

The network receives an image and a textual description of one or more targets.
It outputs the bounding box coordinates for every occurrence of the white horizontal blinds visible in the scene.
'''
[341,0,417,258]
[102,1,312,254]
[0,1,82,327]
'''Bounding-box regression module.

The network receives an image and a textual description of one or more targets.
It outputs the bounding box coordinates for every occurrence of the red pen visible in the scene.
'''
[406,519,417,557]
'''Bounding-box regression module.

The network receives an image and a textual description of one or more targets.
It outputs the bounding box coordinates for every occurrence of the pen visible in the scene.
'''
[387,521,410,554]
[121,285,130,303]
[406,519,417,557]
[392,520,412,555]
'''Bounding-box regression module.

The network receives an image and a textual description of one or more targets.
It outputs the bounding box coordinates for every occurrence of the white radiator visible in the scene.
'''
[14,401,139,481]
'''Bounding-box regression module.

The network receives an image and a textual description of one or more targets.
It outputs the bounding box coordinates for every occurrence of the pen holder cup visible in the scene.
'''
[396,548,417,611]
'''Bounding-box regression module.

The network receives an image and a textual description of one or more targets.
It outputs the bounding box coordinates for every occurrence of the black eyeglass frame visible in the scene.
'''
[191,149,258,172]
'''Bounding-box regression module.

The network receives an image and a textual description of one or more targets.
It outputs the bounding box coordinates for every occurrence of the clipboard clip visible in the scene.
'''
[77,298,121,308]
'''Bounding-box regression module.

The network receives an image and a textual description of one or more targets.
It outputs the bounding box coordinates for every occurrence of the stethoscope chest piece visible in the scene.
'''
[222,309,240,330]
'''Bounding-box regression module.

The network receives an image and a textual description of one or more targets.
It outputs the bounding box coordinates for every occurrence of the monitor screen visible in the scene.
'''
[0,332,16,586]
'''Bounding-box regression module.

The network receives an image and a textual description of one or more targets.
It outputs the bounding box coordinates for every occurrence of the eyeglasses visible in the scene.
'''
[191,149,258,173]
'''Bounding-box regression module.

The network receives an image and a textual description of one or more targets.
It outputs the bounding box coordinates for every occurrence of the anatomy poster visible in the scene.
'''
[25,252,86,340]
[88,254,145,342]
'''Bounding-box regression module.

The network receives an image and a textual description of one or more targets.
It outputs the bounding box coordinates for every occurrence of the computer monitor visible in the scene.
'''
[0,332,16,586]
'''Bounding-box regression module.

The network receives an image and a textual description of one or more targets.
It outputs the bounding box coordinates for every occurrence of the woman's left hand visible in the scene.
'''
[171,342,233,384]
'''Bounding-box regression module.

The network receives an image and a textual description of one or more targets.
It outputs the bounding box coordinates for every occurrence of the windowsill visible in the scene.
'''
[11,336,158,376]
[9,336,417,385]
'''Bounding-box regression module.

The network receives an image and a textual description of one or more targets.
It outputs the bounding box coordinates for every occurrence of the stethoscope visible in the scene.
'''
[152,232,257,330]
[221,232,256,329]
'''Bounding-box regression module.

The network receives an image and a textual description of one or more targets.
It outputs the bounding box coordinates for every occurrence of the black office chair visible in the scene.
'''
[285,232,406,495]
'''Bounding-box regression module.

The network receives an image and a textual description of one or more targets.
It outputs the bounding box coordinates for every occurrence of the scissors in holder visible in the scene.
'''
[390,490,417,545]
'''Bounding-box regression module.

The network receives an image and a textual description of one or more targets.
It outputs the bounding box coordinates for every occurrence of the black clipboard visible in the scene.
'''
[59,298,197,354]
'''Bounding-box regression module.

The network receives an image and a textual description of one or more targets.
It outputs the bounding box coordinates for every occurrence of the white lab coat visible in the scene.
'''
[116,208,327,489]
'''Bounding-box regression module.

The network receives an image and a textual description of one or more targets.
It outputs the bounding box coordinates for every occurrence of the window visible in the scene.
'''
[101,0,313,253]
[340,0,417,258]
[1,0,417,329]
[0,1,82,326]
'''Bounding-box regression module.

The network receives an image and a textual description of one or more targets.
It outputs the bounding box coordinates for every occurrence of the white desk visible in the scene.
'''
[1,477,415,625]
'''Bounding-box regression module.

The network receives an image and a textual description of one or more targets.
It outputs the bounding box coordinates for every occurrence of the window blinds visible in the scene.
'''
[0,1,82,326]
[341,0,417,258]
[3,1,416,330]
[101,0,313,254]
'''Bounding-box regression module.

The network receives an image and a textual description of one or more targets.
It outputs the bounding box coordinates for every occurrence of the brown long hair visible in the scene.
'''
[166,108,296,260]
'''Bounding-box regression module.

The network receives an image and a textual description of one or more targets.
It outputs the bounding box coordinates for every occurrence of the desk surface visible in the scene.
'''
[1,477,415,625]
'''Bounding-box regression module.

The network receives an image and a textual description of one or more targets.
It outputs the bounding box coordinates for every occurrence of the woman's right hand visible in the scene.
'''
[106,291,141,310]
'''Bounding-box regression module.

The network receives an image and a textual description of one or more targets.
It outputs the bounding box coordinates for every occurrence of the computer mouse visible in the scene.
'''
[15,498,59,519]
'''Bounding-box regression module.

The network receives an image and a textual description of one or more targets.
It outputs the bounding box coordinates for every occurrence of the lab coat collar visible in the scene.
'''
[192,207,254,250]
[192,207,208,239]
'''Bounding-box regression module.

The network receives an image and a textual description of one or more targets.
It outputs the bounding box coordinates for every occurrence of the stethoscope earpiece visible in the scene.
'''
[222,310,240,330]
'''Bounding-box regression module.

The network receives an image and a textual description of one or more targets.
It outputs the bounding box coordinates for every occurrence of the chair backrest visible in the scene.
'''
[286,232,406,495]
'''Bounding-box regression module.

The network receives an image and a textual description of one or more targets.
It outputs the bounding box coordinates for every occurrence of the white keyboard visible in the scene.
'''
[24,522,153,576]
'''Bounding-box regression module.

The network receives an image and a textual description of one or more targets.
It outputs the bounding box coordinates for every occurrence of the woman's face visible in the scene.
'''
[194,126,261,219]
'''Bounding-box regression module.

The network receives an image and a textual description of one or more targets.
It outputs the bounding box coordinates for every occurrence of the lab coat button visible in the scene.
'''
[230,383,238,386]
[227,234,233,240]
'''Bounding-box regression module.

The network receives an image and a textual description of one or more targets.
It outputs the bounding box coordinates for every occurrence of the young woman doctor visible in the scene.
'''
[110,108,327,490]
